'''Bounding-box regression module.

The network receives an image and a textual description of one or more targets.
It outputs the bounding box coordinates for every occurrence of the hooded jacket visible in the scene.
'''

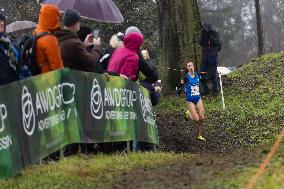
[0,33,18,85]
[107,32,144,81]
[55,29,101,72]
[199,28,219,54]
[34,5,64,73]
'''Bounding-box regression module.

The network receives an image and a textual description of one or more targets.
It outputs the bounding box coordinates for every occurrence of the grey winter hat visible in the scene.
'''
[125,26,141,35]
[62,9,81,27]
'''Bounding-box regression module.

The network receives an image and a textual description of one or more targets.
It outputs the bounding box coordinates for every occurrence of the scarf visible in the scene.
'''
[0,32,18,71]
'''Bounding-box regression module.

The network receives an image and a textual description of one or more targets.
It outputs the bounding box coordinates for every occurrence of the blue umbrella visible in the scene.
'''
[38,0,124,23]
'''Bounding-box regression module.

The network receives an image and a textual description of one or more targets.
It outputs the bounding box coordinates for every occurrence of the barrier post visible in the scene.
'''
[60,148,64,159]
[153,144,157,152]
[219,73,226,110]
[127,141,131,153]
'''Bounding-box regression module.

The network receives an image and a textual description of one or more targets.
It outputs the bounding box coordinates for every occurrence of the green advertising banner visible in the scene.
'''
[0,69,158,179]
[0,81,24,180]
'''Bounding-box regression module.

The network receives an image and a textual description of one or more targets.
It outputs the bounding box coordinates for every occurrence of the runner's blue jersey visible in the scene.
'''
[184,72,200,97]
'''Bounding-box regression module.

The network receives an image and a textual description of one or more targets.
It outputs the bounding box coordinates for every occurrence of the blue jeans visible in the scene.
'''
[200,53,218,93]
[133,141,140,151]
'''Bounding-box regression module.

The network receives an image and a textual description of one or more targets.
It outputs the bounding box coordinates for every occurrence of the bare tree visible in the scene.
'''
[255,0,264,55]
[268,0,284,27]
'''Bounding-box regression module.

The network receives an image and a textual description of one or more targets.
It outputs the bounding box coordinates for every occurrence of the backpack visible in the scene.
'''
[17,32,50,79]
[209,30,222,52]
[0,45,18,86]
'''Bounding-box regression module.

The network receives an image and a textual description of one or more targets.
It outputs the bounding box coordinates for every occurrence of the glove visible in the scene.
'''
[176,86,183,95]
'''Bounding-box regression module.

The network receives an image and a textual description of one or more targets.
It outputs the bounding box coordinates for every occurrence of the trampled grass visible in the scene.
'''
[0,152,197,189]
[254,146,284,189]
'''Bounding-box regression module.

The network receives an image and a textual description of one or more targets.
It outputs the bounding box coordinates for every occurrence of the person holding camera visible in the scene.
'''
[180,61,206,141]
[138,49,159,83]
[55,9,101,72]
[199,22,222,97]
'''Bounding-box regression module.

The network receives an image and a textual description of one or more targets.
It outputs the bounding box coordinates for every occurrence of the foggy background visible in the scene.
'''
[198,0,284,67]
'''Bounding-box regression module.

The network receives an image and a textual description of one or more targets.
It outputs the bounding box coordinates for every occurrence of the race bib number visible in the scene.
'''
[191,85,200,96]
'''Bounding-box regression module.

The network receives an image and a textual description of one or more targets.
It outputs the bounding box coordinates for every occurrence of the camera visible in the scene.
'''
[93,29,99,39]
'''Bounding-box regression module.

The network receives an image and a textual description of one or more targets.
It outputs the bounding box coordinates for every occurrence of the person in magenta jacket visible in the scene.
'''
[107,26,144,81]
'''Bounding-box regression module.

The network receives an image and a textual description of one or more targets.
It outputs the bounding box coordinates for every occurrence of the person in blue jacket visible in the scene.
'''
[181,61,206,141]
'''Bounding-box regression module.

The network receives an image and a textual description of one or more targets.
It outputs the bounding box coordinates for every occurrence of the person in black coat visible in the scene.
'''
[199,22,221,97]
[0,12,18,86]
[140,80,161,106]
[133,51,161,152]
[137,50,159,83]
[133,79,161,152]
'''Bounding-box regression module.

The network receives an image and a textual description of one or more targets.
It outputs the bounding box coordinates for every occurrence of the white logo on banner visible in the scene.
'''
[139,89,156,126]
[22,86,36,136]
[90,79,103,119]
[139,89,147,122]
[0,104,7,133]
[0,103,12,151]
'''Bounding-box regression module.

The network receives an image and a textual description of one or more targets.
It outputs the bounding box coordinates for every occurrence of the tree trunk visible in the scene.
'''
[255,0,264,56]
[157,0,201,90]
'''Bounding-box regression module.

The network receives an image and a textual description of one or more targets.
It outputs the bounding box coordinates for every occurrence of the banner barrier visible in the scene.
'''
[0,69,158,179]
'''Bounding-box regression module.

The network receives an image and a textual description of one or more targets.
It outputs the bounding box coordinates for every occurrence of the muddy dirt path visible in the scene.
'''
[112,113,268,189]
[156,111,239,154]
[112,150,264,189]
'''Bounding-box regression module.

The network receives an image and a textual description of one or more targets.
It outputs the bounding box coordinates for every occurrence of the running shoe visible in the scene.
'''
[197,135,206,141]
[184,110,190,121]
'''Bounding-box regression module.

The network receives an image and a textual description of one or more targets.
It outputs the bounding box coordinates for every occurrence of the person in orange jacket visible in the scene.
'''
[34,4,64,73]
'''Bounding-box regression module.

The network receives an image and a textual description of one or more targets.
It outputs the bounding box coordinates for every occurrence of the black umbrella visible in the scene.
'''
[38,0,124,23]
